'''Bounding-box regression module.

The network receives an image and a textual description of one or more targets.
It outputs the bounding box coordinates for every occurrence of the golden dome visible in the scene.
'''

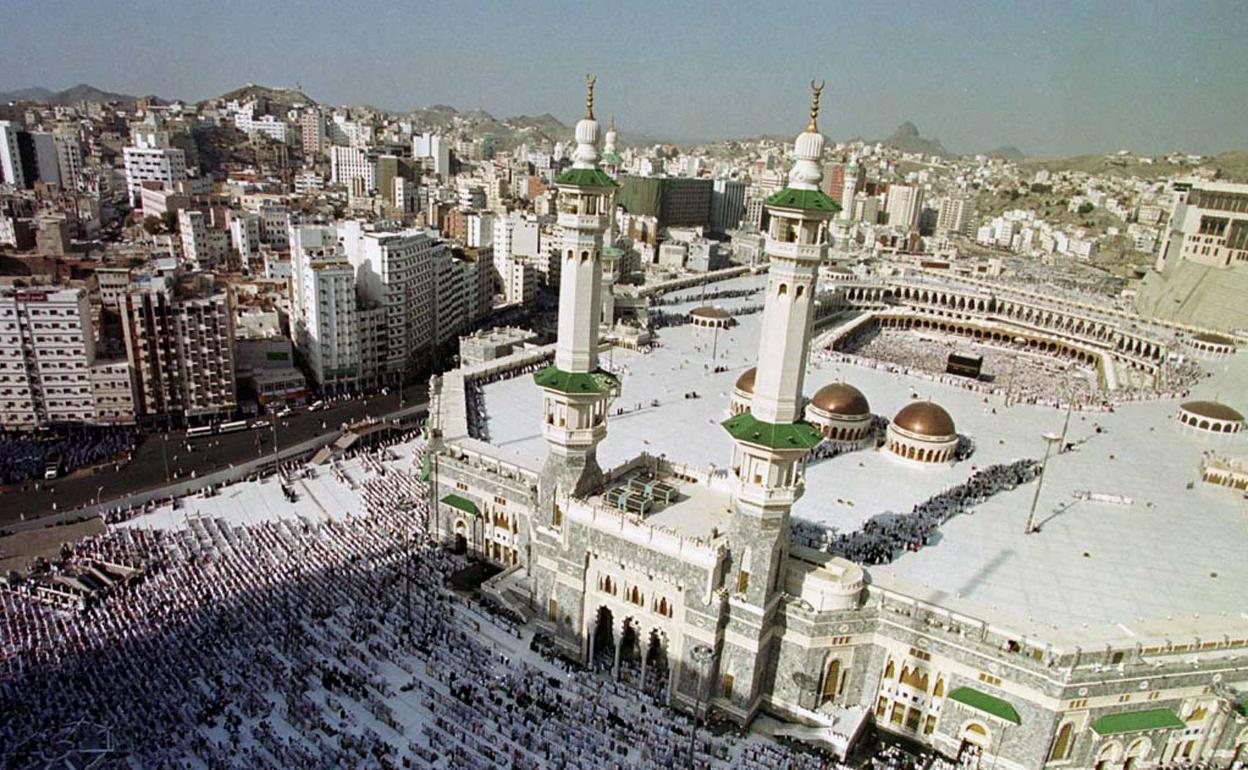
[1180,400,1244,422]
[735,367,756,394]
[892,401,956,437]
[810,383,870,416]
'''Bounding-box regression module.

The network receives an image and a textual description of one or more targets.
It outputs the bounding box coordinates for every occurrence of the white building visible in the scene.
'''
[413,132,450,179]
[123,146,187,207]
[0,121,27,189]
[1156,180,1248,271]
[885,184,924,231]
[331,146,376,191]
[290,224,365,392]
[0,287,136,429]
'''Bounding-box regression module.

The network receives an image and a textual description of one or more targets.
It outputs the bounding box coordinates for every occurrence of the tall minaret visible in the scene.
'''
[717,81,839,719]
[534,76,619,512]
[599,116,621,329]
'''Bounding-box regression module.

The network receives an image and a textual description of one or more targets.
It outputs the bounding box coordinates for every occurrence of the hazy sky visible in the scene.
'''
[2,0,1245,156]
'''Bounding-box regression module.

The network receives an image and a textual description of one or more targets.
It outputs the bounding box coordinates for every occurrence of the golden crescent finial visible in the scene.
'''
[585,74,596,120]
[807,79,825,133]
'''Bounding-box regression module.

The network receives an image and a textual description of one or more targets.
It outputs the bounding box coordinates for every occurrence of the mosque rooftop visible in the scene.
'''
[480,272,1248,632]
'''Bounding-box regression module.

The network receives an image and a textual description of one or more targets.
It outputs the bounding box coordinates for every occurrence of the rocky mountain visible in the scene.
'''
[986,145,1026,161]
[878,121,952,158]
[207,84,316,110]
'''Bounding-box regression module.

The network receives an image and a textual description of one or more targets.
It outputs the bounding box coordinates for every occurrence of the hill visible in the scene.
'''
[1019,150,1248,182]
[0,83,155,105]
[878,122,953,158]
[208,84,317,110]
[986,145,1025,161]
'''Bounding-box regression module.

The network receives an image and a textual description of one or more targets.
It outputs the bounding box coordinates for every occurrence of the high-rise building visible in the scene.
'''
[936,196,969,235]
[299,109,326,159]
[121,274,237,422]
[290,224,365,392]
[885,184,923,231]
[29,132,61,188]
[711,178,747,232]
[0,287,136,429]
[339,221,445,378]
[330,146,377,191]
[123,146,187,207]
[0,121,27,189]
[413,133,450,179]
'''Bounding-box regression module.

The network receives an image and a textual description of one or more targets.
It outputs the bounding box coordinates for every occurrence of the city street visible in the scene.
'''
[1,385,427,526]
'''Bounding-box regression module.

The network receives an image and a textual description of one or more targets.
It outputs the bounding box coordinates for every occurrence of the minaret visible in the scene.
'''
[717,81,839,719]
[599,116,621,330]
[534,76,619,512]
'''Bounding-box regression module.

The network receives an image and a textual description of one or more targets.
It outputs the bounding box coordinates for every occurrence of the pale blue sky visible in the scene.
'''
[1,0,1244,156]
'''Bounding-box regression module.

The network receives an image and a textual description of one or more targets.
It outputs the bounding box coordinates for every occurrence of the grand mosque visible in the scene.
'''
[425,80,1248,769]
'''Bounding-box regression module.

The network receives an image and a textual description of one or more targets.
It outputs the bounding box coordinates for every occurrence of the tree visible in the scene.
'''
[161,210,179,233]
[142,216,163,235]
[1077,202,1094,215]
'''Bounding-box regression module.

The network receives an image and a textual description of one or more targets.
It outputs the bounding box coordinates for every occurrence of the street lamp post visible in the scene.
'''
[687,645,714,769]
[1024,432,1062,534]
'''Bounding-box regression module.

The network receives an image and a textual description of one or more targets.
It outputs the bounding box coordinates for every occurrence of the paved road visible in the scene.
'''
[2,385,428,527]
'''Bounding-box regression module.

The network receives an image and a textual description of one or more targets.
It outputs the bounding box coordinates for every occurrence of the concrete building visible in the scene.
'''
[711,178,747,232]
[290,224,366,392]
[1156,180,1248,272]
[120,274,237,423]
[123,146,187,207]
[937,197,969,235]
[0,121,29,189]
[0,287,136,429]
[886,184,924,231]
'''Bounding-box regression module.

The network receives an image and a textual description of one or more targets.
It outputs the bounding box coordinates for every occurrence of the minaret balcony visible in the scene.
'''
[732,475,805,511]
[557,212,608,231]
[541,421,607,448]
[765,237,826,264]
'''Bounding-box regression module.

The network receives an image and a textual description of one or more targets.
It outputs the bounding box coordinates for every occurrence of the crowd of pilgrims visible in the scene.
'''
[792,458,1040,565]
[824,328,1204,411]
[0,426,137,486]
[1,441,860,770]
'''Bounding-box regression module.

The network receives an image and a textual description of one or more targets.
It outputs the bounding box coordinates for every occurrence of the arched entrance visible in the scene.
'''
[589,606,616,674]
[958,722,990,769]
[1123,737,1150,769]
[821,658,841,705]
[1094,741,1123,770]
[452,520,468,554]
[640,629,668,696]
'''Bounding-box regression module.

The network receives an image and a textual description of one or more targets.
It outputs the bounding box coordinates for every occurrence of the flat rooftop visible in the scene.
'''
[481,273,1248,630]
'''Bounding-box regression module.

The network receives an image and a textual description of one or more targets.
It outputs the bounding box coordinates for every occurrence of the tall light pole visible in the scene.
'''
[1058,365,1076,454]
[687,644,714,769]
[1024,432,1061,534]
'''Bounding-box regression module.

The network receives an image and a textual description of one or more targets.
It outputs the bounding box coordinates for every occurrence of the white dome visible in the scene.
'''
[787,130,824,190]
[572,118,600,169]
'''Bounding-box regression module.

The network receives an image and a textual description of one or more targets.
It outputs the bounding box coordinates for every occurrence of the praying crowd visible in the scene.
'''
[1,441,854,770]
[0,427,137,486]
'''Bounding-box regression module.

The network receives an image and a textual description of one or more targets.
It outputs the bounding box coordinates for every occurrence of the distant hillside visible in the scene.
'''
[986,145,1025,161]
[0,83,155,105]
[878,122,953,158]
[1020,150,1248,182]
[208,84,316,110]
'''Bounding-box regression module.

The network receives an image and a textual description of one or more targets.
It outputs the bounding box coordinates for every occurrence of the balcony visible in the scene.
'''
[765,237,826,263]
[556,212,607,231]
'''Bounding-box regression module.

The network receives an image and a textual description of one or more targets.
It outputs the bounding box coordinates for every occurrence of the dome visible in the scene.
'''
[1193,332,1235,346]
[735,368,756,394]
[691,306,731,320]
[811,383,870,416]
[892,401,956,438]
[1181,400,1244,423]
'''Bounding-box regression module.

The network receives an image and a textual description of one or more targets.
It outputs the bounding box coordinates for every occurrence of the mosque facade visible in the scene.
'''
[425,82,1248,769]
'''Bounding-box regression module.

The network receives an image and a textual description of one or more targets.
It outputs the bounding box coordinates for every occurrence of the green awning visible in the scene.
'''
[721,413,823,451]
[1090,709,1184,736]
[764,187,841,214]
[555,167,618,188]
[441,494,479,516]
[421,455,431,482]
[947,687,1021,725]
[532,365,619,395]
